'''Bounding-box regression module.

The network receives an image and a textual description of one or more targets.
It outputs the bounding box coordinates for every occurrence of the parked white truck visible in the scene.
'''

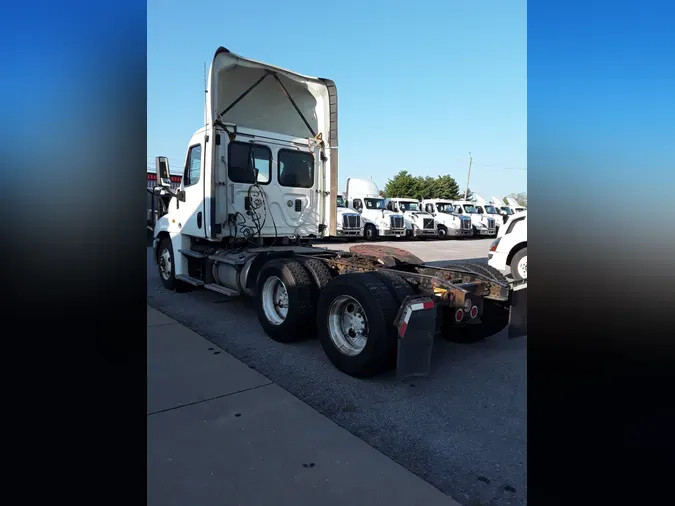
[492,196,525,221]
[472,194,505,232]
[151,46,525,379]
[420,199,473,238]
[488,211,527,280]
[345,178,406,241]
[385,198,437,238]
[452,201,497,237]
[335,194,363,238]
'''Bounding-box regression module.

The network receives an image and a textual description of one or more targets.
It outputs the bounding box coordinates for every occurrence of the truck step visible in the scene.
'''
[204,284,240,297]
[179,249,206,259]
[176,274,205,286]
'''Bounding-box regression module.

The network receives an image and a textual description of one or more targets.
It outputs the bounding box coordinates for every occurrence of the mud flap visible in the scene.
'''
[394,296,437,381]
[508,283,527,338]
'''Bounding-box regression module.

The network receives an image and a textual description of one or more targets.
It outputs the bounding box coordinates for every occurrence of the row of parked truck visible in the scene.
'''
[334,178,526,240]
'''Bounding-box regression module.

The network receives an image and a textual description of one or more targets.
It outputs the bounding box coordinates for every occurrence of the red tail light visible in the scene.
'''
[469,306,478,319]
[454,309,464,322]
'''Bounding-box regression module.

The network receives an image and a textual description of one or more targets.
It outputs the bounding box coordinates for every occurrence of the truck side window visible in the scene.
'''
[426,204,434,213]
[278,149,314,188]
[228,141,271,184]
[353,199,363,211]
[184,145,202,187]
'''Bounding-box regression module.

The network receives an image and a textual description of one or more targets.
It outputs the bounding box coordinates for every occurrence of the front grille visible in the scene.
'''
[487,218,495,229]
[423,218,434,229]
[391,216,404,229]
[461,218,472,229]
[342,214,361,229]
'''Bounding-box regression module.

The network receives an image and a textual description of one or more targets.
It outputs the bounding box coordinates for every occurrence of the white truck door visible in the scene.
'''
[179,138,207,238]
[225,140,274,237]
[273,146,318,236]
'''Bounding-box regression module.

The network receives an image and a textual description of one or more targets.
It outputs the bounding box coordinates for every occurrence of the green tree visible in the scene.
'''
[430,175,463,199]
[506,192,527,206]
[384,170,424,199]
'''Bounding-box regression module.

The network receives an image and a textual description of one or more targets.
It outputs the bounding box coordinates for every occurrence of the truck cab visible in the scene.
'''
[335,193,363,238]
[451,200,497,237]
[345,178,406,240]
[420,199,473,238]
[472,194,504,233]
[492,196,525,221]
[385,198,437,238]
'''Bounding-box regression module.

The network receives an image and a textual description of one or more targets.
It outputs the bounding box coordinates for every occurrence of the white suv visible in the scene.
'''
[488,211,527,280]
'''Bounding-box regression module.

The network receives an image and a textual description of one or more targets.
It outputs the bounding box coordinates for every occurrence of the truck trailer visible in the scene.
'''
[151,47,526,379]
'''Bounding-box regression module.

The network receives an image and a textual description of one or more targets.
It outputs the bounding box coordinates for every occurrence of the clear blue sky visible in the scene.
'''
[148,0,526,199]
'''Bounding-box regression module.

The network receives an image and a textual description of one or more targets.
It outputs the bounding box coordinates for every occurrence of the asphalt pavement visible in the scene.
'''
[147,237,526,506]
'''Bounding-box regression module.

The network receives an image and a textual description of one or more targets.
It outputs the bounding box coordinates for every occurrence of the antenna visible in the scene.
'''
[203,62,207,128]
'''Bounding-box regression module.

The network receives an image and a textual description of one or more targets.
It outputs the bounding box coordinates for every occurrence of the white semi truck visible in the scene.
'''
[335,194,363,238]
[345,179,406,241]
[151,47,526,379]
[420,199,473,238]
[385,198,438,238]
[452,200,497,237]
[492,196,525,221]
[472,194,505,232]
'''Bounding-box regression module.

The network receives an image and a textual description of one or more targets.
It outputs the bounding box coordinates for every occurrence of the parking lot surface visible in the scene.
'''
[147,237,526,506]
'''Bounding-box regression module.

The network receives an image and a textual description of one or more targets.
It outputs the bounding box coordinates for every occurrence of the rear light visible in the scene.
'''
[469,306,478,319]
[489,238,501,252]
[454,309,464,322]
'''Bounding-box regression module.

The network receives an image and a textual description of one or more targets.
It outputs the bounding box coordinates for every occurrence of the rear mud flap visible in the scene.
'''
[508,284,527,338]
[394,296,437,381]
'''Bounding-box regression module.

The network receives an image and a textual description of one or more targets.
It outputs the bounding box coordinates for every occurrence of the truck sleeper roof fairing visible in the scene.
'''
[207,47,335,142]
[206,47,338,236]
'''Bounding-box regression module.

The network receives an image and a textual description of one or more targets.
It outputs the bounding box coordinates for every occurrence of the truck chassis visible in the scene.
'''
[152,232,526,379]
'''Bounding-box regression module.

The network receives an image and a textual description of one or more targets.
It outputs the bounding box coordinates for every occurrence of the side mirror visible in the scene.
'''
[155,156,171,187]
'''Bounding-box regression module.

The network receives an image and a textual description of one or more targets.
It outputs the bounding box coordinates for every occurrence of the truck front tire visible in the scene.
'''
[255,259,316,343]
[437,225,448,239]
[316,272,399,378]
[364,224,377,241]
[157,237,190,292]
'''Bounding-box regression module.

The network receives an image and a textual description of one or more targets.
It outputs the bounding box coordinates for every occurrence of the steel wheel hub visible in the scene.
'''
[262,276,289,325]
[159,249,172,280]
[327,295,369,356]
[517,256,527,278]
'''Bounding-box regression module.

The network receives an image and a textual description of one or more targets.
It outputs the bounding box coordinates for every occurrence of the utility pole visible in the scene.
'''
[463,152,473,200]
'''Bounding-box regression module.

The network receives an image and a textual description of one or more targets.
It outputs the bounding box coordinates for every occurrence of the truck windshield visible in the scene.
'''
[436,203,454,213]
[485,205,498,214]
[364,198,386,210]
[398,201,420,211]
[501,207,514,215]
[462,205,477,213]
[337,196,346,207]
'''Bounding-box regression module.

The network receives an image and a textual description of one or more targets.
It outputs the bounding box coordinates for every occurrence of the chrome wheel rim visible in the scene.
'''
[517,256,527,279]
[327,295,368,356]
[261,276,289,325]
[159,248,172,280]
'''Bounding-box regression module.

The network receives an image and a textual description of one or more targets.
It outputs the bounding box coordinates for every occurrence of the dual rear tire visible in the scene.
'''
[254,260,412,378]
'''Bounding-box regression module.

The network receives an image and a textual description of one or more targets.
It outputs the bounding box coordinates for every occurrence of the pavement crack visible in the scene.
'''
[147,382,274,416]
